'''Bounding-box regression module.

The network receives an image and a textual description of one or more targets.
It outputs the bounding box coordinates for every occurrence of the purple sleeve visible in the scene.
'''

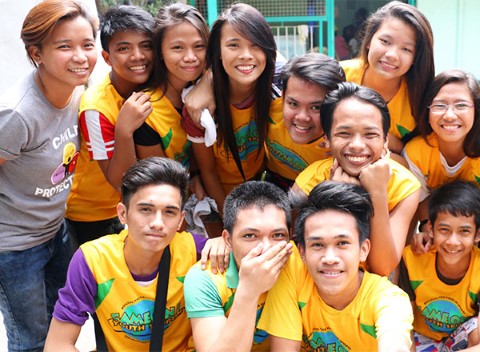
[192,233,208,260]
[52,249,98,325]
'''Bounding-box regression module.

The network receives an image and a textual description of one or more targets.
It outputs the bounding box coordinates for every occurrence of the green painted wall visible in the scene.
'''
[418,0,480,78]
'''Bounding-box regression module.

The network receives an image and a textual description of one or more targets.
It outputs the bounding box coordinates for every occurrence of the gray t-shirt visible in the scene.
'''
[0,72,82,251]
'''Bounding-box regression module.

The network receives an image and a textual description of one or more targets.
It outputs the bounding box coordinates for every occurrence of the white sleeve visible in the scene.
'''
[402,149,430,201]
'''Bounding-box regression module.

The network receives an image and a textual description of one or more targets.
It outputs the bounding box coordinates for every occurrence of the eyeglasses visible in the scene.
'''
[428,102,474,114]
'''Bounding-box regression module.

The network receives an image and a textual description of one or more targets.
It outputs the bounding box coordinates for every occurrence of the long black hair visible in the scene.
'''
[207,3,276,179]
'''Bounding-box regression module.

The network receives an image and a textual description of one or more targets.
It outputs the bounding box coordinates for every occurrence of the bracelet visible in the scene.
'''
[418,219,429,233]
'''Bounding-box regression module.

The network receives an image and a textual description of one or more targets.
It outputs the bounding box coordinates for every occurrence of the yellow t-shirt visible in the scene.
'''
[212,99,282,194]
[66,74,123,221]
[258,247,413,350]
[341,59,416,140]
[266,97,330,181]
[141,88,192,168]
[404,133,480,201]
[402,245,480,341]
[82,230,197,351]
[295,157,420,212]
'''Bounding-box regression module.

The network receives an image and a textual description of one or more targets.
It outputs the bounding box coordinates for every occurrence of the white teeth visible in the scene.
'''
[442,125,460,130]
[381,61,396,69]
[295,125,310,131]
[69,68,87,72]
[346,155,368,162]
[445,249,459,254]
[130,65,146,71]
[322,271,341,276]
[237,65,254,71]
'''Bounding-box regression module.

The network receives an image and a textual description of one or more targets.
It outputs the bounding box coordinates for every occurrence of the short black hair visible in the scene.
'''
[320,82,390,139]
[121,157,189,210]
[428,181,480,229]
[100,5,154,52]
[223,181,291,233]
[295,181,373,248]
[281,53,345,94]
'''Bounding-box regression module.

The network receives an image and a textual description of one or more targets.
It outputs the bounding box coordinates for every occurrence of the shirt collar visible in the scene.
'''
[226,252,239,289]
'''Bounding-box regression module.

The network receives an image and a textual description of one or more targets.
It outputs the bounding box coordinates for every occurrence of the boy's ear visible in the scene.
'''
[474,228,480,245]
[222,230,232,248]
[117,203,128,225]
[177,210,185,231]
[102,50,112,67]
[382,136,389,157]
[427,221,434,240]
[359,239,370,263]
[324,135,330,149]
[298,244,306,262]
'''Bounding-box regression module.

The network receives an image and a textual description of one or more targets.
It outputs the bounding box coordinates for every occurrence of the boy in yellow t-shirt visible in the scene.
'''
[258,181,413,351]
[265,53,345,190]
[399,181,480,351]
[46,157,225,351]
[292,82,420,277]
[66,5,153,244]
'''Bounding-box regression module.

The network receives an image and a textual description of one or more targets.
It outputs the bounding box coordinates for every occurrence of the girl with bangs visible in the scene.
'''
[134,3,209,200]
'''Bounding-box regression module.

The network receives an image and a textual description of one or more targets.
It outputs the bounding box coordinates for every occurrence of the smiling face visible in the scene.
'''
[117,184,185,255]
[223,204,289,268]
[161,22,207,89]
[283,76,328,144]
[430,211,480,278]
[103,30,153,97]
[366,17,416,82]
[30,16,97,91]
[299,209,370,310]
[428,82,475,147]
[220,23,267,94]
[326,97,388,177]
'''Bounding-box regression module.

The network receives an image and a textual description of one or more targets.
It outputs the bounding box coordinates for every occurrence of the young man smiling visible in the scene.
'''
[65,5,154,244]
[292,82,420,277]
[46,157,223,351]
[264,53,345,190]
[258,181,413,351]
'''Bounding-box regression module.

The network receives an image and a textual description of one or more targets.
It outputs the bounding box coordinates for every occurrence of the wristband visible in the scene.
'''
[418,219,429,233]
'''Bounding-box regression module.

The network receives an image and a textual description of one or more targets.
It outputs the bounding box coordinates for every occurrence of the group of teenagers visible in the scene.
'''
[1,0,480,351]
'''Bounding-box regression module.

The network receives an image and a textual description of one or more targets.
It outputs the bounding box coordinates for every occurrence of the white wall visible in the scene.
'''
[3,0,479,93]
[0,0,103,96]
[0,0,38,95]
[418,0,480,78]
[334,0,480,79]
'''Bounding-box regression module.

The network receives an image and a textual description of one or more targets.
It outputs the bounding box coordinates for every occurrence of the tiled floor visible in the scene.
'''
[0,312,96,351]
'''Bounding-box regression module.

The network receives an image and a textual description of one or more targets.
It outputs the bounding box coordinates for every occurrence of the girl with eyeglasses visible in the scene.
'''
[403,69,480,236]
